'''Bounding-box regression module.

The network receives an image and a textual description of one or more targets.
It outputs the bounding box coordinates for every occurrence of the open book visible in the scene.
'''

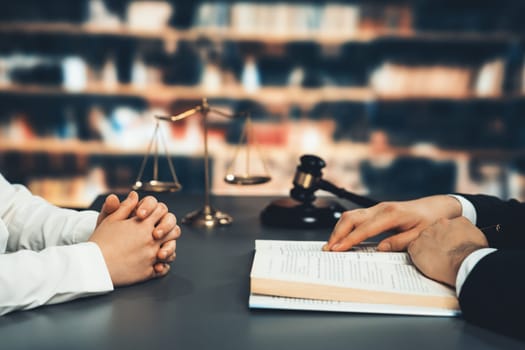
[249,240,460,317]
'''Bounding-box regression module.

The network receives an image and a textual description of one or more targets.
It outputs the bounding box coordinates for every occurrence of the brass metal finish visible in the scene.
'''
[132,180,182,192]
[133,122,182,193]
[138,98,272,227]
[223,174,271,185]
[156,98,234,228]
[224,115,272,185]
[293,171,315,189]
[181,206,233,228]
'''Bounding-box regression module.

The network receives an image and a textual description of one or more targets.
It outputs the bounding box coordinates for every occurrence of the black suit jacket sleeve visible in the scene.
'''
[459,250,525,339]
[459,194,525,248]
[456,194,525,339]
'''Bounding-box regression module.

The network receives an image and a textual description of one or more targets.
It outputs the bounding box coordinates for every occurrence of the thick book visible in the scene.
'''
[249,240,460,317]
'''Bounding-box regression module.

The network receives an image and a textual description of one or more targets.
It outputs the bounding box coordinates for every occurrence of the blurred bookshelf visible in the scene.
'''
[1,0,525,208]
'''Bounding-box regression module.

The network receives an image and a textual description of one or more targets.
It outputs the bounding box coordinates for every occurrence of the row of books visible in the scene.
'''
[194,3,411,36]
[2,56,515,97]
[0,53,161,91]
[369,59,506,98]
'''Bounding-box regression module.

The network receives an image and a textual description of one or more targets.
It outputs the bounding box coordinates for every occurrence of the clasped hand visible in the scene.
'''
[323,195,488,287]
[89,191,181,287]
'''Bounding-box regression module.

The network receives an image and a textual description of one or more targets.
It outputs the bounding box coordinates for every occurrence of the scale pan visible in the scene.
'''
[133,180,182,192]
[223,174,271,185]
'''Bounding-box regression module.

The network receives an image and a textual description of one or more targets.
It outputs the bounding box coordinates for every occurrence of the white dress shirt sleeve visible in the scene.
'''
[0,242,113,316]
[448,194,496,296]
[0,177,99,251]
[0,174,114,316]
[448,194,477,225]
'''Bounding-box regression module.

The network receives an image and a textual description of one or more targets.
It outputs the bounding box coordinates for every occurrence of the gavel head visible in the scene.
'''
[290,154,326,204]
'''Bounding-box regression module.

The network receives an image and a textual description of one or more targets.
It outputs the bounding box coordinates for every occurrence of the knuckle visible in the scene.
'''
[340,209,362,222]
[353,208,367,217]
[164,240,175,251]
[437,217,448,225]
[340,210,352,217]
[150,246,159,259]
[145,195,157,204]
[166,212,176,224]
[420,228,432,238]
[407,240,417,254]
[340,211,354,220]
[158,202,168,214]
[170,226,181,239]
[378,202,398,214]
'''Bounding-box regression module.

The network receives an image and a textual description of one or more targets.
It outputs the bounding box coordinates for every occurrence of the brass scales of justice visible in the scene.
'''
[133,98,271,228]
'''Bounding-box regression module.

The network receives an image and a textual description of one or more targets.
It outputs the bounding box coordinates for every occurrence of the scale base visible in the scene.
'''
[182,206,233,228]
[260,198,346,229]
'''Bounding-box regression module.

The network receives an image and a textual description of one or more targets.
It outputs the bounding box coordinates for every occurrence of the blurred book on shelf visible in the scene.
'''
[474,58,504,97]
[369,62,473,98]
[125,1,173,31]
[194,2,410,38]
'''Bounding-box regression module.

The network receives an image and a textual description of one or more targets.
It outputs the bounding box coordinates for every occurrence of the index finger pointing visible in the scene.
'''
[324,208,368,251]
[329,202,408,251]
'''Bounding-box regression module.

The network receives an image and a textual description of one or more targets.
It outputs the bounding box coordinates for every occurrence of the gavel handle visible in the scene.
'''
[319,180,379,208]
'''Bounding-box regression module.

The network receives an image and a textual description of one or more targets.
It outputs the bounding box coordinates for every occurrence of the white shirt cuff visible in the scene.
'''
[455,248,497,296]
[448,194,477,224]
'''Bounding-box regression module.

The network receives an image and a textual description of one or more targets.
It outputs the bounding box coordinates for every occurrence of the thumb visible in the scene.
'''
[377,228,421,252]
[97,194,120,226]
[107,191,140,221]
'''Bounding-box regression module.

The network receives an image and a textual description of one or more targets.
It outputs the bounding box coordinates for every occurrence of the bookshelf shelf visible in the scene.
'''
[0,84,518,105]
[0,22,173,40]
[0,22,517,46]
[0,139,143,156]
[1,138,521,160]
[0,84,373,105]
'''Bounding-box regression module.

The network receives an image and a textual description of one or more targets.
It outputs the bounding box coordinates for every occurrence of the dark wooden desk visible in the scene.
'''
[0,194,523,350]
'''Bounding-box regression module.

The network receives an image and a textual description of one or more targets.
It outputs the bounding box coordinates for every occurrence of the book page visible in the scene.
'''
[255,240,411,264]
[256,240,378,252]
[251,240,454,297]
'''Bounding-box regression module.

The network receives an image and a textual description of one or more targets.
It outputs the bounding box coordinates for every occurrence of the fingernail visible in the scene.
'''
[332,243,341,250]
[139,209,147,217]
[378,242,391,251]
